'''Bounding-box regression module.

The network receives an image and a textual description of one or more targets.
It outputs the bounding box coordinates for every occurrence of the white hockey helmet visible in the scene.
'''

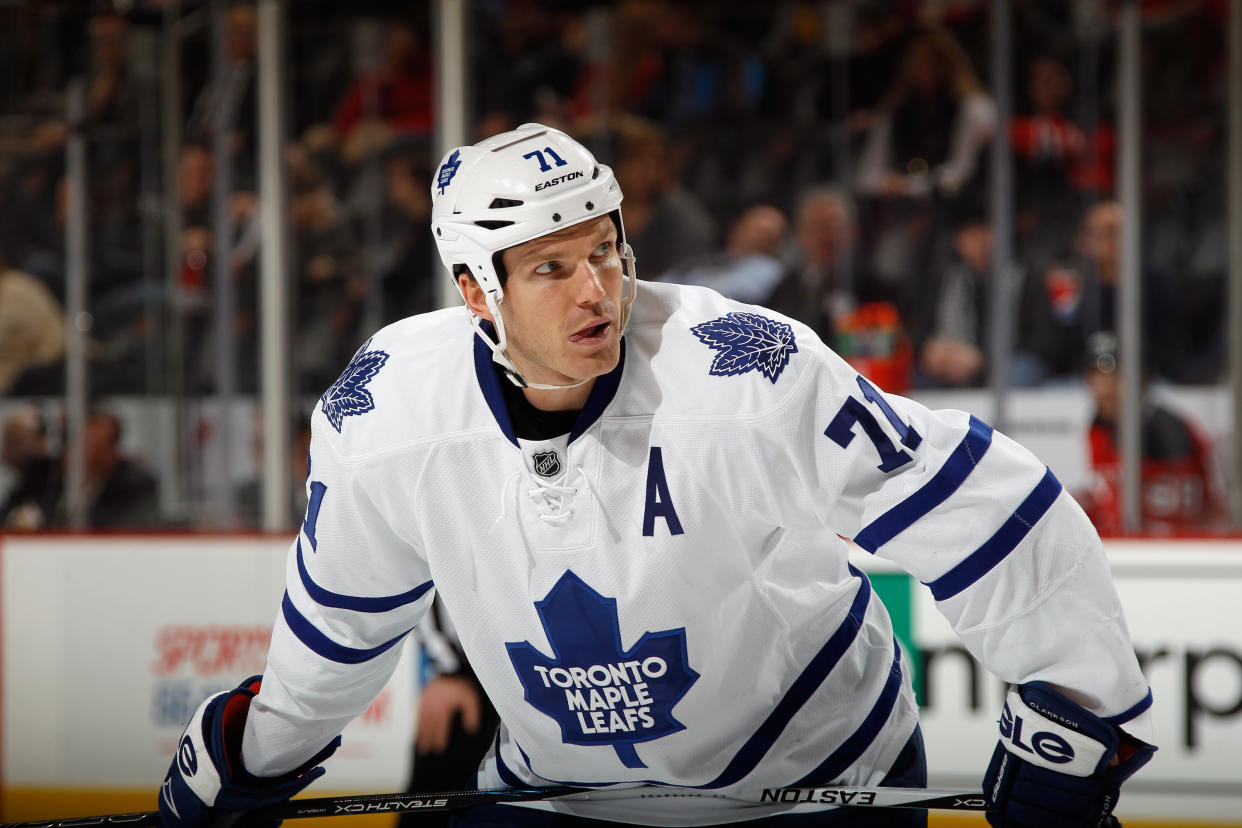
[431,123,637,388]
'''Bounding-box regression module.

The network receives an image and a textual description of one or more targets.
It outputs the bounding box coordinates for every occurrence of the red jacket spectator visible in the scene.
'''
[1079,332,1226,536]
[1083,410,1225,536]
[332,21,433,139]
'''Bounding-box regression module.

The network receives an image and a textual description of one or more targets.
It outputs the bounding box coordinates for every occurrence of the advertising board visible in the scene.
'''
[0,535,414,818]
[2,536,1239,825]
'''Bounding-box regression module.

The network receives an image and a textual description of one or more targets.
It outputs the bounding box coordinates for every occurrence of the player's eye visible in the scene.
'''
[534,261,559,275]
[593,241,613,257]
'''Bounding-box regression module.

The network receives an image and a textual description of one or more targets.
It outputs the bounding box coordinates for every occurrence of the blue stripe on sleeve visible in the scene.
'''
[1103,689,1153,726]
[698,566,872,789]
[793,641,905,786]
[281,592,411,664]
[926,468,1064,601]
[296,539,433,612]
[854,416,994,553]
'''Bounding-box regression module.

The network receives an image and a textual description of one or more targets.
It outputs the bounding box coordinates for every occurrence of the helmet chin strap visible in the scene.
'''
[466,256,637,394]
[482,292,594,392]
[502,367,593,391]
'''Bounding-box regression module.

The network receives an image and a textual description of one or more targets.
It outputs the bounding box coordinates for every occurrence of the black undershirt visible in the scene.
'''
[497,367,581,440]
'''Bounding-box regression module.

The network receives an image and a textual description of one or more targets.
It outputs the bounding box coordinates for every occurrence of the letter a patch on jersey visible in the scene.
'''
[691,312,798,384]
[643,446,683,536]
[506,571,699,769]
[320,340,390,433]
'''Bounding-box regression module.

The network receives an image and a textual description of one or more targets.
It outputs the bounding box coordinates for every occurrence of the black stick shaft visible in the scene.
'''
[0,784,989,828]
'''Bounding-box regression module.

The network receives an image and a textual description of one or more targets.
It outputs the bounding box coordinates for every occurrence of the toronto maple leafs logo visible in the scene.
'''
[507,571,699,770]
[691,312,798,384]
[437,149,462,195]
[320,340,390,433]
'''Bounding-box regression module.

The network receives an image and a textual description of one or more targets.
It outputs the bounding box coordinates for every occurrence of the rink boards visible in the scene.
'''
[0,535,1239,826]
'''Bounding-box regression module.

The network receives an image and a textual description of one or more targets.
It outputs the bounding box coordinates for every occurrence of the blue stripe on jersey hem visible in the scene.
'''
[496,731,613,789]
[1103,688,1153,725]
[793,641,905,787]
[494,730,525,788]
[854,416,993,553]
[696,565,873,790]
[296,539,433,612]
[925,468,1063,601]
[281,592,410,664]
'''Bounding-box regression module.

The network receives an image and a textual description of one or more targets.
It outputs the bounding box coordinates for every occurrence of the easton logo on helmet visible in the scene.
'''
[532,450,562,478]
[535,170,585,191]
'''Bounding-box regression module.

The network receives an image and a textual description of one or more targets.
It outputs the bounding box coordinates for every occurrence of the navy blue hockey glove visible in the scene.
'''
[983,682,1155,827]
[158,676,340,828]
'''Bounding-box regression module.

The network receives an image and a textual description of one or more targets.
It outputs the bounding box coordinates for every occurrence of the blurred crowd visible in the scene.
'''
[0,0,1233,533]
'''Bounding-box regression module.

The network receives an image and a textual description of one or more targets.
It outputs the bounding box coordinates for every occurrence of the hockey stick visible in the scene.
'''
[0,784,987,828]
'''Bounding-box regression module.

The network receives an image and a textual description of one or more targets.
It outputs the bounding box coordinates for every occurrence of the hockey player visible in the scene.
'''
[159,124,1154,827]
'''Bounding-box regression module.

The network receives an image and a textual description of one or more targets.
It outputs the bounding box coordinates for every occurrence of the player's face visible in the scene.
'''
[485,216,624,406]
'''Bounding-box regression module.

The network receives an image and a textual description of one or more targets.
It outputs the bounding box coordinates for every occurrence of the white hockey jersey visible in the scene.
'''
[242,280,1150,825]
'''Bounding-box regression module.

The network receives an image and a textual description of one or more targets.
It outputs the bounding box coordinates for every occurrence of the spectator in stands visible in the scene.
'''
[854,26,996,203]
[853,26,996,295]
[1067,200,1183,382]
[1078,331,1226,537]
[186,2,258,189]
[0,249,67,395]
[913,207,1061,388]
[657,203,788,304]
[608,116,716,280]
[85,12,137,135]
[1008,52,1090,264]
[42,409,163,529]
[289,165,364,394]
[1135,4,1229,384]
[0,406,58,531]
[471,2,585,129]
[764,186,917,391]
[332,17,433,166]
[174,140,261,392]
[375,147,436,324]
[80,409,163,529]
[613,0,762,134]
[178,142,215,232]
[0,124,66,290]
[763,186,886,343]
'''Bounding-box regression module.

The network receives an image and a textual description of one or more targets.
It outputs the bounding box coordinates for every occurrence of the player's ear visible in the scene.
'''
[457,269,495,322]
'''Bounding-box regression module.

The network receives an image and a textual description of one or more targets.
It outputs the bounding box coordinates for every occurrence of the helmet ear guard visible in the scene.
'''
[431,124,636,390]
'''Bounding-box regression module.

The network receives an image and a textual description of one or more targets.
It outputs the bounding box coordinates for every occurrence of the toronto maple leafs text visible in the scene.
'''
[530,657,668,735]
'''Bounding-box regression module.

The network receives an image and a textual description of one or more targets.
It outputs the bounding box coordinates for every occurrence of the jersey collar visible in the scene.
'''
[473,324,626,447]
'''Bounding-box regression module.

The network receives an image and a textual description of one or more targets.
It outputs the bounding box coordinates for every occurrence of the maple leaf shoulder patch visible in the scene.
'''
[691,312,798,384]
[320,340,391,433]
[506,570,699,770]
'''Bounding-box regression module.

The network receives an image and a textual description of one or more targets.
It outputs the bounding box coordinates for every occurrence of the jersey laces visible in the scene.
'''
[527,464,592,525]
[495,464,600,529]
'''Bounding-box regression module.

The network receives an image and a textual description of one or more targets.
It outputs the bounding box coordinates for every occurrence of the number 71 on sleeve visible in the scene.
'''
[824,376,923,473]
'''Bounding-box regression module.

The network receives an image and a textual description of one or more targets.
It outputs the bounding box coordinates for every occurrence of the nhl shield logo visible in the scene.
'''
[532,450,562,478]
